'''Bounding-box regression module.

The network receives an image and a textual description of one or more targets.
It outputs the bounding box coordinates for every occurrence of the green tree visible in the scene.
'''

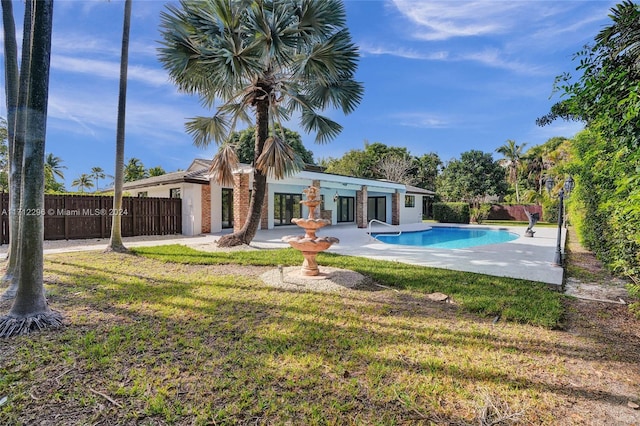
[107,0,132,253]
[72,174,94,193]
[90,166,105,192]
[158,0,363,247]
[495,139,526,203]
[231,125,314,165]
[413,153,442,191]
[123,157,147,182]
[323,141,412,180]
[437,150,507,207]
[0,0,63,336]
[147,166,166,177]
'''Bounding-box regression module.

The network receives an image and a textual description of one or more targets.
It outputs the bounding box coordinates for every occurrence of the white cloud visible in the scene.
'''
[52,55,169,87]
[359,42,449,60]
[392,112,451,129]
[391,0,525,41]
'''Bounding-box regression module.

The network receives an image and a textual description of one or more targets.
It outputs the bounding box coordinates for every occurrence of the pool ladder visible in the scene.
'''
[367,219,402,241]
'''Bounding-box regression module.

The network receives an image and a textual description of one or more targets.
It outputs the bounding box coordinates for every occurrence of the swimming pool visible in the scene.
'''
[371,227,519,249]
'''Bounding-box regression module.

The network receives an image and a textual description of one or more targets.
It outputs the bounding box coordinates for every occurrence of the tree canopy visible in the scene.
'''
[230,125,314,165]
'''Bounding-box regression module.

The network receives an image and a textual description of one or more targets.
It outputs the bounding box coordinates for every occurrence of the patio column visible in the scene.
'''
[260,183,269,230]
[391,191,400,225]
[201,184,211,233]
[233,172,250,232]
[356,185,367,228]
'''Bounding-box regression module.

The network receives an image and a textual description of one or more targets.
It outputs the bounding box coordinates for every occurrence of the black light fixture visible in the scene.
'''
[545,175,575,267]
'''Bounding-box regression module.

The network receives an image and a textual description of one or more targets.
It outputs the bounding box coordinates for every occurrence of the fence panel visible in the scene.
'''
[0,193,182,243]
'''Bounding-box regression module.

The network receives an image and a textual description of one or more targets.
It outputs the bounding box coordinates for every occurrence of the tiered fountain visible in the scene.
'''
[282,186,339,276]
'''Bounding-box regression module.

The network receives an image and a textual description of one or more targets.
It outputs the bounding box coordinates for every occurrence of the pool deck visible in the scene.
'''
[0,222,565,287]
[240,222,566,287]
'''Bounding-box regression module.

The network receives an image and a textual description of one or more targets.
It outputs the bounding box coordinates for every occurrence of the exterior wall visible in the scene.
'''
[210,184,223,233]
[400,193,424,224]
[182,184,202,236]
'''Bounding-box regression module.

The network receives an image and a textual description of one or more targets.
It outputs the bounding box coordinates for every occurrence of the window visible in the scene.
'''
[405,195,415,208]
[367,197,386,222]
[221,188,233,229]
[137,191,148,198]
[169,187,181,199]
[274,193,302,226]
[337,196,354,223]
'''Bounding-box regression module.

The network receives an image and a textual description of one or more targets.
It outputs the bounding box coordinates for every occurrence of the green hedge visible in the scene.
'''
[433,202,470,224]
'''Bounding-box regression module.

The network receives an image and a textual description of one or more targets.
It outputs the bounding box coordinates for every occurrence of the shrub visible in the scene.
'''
[470,203,492,224]
[433,202,470,223]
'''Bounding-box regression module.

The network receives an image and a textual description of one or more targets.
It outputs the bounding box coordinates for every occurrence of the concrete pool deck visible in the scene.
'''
[237,222,566,287]
[0,222,566,287]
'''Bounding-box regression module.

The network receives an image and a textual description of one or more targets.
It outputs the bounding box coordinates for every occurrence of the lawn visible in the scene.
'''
[0,246,627,425]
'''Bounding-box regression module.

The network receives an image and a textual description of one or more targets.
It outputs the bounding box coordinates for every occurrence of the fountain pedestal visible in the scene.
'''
[282,187,339,276]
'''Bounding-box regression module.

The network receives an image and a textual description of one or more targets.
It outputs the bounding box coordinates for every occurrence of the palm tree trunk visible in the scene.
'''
[1,0,31,299]
[217,97,269,247]
[1,0,62,337]
[107,0,131,253]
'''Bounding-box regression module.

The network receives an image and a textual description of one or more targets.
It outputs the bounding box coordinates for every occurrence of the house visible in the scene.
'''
[122,159,435,236]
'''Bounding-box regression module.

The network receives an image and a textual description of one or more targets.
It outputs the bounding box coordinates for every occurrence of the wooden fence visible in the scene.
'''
[488,204,544,222]
[0,194,182,244]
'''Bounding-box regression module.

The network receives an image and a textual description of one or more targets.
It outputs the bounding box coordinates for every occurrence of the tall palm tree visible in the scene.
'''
[72,174,94,193]
[107,0,132,253]
[496,139,526,203]
[0,0,63,337]
[90,166,105,192]
[158,0,363,247]
[44,152,66,180]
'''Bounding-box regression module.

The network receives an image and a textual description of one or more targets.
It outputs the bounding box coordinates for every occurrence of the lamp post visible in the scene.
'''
[545,175,574,267]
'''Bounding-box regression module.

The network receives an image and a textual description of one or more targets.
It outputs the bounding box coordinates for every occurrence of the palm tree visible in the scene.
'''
[0,0,63,336]
[496,140,526,203]
[107,0,132,253]
[159,0,363,246]
[44,153,66,192]
[72,174,94,193]
[124,157,147,182]
[90,166,105,192]
[147,166,166,177]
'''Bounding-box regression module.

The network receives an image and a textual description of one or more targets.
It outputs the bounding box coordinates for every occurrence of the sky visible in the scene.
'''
[0,0,618,190]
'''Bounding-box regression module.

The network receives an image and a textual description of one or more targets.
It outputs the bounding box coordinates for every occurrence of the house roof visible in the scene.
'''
[405,184,436,196]
[120,158,438,197]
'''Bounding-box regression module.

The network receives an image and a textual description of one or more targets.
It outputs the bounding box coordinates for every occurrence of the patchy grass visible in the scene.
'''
[3,247,636,425]
[133,245,563,328]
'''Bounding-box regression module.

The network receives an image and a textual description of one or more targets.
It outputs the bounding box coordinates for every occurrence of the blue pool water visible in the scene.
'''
[372,227,519,249]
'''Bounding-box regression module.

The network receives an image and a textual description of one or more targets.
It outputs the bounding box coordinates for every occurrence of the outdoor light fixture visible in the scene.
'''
[333,191,339,202]
[545,175,575,267]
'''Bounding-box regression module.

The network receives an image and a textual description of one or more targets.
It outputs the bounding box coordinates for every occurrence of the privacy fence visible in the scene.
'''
[0,194,182,244]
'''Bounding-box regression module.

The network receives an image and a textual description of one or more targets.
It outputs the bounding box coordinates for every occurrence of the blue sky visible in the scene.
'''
[0,0,617,190]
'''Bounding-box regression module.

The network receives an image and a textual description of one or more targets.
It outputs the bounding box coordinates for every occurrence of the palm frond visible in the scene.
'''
[300,109,343,144]
[255,135,304,179]
[209,143,239,186]
[185,115,230,147]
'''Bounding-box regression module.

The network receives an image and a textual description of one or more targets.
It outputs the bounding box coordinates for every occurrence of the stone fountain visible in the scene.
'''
[282,186,339,276]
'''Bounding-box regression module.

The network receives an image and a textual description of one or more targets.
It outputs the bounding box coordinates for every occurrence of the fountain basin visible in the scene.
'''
[282,235,340,253]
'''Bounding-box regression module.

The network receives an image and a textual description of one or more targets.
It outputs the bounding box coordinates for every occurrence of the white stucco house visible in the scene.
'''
[121,159,435,236]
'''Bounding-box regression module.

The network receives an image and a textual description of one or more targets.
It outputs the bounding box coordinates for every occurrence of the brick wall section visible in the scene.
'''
[201,185,211,233]
[391,192,400,225]
[356,185,367,228]
[233,173,250,232]
[260,183,269,230]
